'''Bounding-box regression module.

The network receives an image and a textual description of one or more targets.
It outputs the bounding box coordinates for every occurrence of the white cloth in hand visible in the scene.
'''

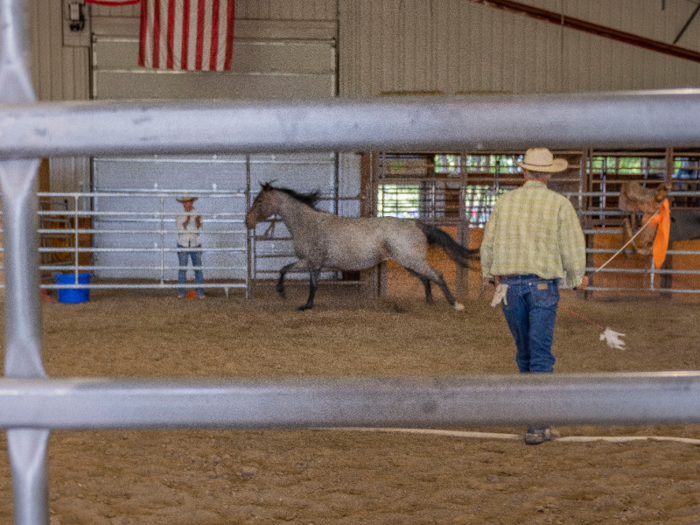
[600,328,626,350]
[490,283,509,308]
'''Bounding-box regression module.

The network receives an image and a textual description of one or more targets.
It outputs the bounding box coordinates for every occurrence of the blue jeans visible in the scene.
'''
[177,246,204,297]
[500,274,559,374]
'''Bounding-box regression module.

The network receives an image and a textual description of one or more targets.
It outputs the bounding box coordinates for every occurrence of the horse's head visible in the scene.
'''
[245,183,278,229]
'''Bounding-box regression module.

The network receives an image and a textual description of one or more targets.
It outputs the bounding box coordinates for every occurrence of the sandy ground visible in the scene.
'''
[1,267,700,525]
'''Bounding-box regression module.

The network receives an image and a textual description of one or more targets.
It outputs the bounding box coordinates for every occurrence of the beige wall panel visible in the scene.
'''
[561,26,700,93]
[89,0,337,22]
[94,38,333,73]
[89,3,140,18]
[339,0,700,98]
[236,0,336,20]
[339,0,568,97]
[563,0,700,49]
[48,156,90,195]
[62,47,90,100]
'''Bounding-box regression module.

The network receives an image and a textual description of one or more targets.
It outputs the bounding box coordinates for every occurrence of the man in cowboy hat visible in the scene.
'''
[481,148,588,445]
[176,196,205,298]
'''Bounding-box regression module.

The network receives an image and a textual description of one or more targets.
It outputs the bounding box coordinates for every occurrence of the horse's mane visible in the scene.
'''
[263,183,321,209]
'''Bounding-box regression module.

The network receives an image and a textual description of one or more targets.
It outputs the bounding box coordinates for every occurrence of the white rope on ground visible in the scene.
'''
[315,427,700,445]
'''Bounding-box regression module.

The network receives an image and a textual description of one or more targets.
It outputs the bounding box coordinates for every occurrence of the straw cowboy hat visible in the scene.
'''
[176,196,198,203]
[517,148,568,173]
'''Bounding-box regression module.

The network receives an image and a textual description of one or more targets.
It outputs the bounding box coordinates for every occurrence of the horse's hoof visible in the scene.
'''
[453,302,465,311]
[298,305,312,311]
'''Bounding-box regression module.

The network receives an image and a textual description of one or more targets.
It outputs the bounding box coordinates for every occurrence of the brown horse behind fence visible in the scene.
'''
[245,183,479,311]
[619,182,700,256]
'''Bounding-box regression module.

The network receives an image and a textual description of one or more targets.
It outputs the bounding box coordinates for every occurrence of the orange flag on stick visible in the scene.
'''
[646,199,671,269]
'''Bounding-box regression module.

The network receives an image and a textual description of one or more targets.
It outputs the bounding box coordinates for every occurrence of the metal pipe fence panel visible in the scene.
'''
[37,190,248,295]
[4,0,700,521]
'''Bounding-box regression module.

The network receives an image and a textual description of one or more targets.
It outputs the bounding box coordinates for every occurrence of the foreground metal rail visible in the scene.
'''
[3,90,700,157]
[1,373,700,430]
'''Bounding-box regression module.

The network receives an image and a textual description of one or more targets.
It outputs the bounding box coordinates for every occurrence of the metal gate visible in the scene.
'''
[373,149,700,299]
[4,2,700,525]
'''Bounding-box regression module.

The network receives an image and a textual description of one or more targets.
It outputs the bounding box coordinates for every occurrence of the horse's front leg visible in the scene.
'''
[299,269,321,311]
[277,262,296,299]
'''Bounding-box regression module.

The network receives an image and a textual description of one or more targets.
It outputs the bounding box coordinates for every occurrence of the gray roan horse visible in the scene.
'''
[245,183,479,311]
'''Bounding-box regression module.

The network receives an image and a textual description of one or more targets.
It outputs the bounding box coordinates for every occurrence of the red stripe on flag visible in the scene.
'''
[224,0,235,70]
[152,0,161,69]
[166,0,176,69]
[209,0,220,70]
[195,0,206,70]
[181,0,191,69]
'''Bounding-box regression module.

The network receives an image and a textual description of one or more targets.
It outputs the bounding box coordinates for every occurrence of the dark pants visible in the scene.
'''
[177,247,204,297]
[500,274,559,374]
[500,274,559,433]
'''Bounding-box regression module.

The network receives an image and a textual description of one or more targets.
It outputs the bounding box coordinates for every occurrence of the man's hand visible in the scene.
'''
[576,275,589,290]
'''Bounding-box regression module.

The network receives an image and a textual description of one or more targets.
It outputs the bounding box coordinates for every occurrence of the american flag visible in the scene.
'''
[84,0,235,71]
[139,0,235,71]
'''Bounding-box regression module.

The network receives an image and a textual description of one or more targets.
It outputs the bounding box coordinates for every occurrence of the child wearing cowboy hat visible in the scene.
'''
[176,196,205,298]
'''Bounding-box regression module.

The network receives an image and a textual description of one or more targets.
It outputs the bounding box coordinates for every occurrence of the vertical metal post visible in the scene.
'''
[159,195,165,286]
[0,0,51,524]
[73,195,80,278]
[584,148,595,300]
[245,155,253,300]
[7,429,50,525]
[456,150,469,300]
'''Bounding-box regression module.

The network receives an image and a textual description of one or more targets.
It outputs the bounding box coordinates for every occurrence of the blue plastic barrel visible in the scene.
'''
[53,273,91,304]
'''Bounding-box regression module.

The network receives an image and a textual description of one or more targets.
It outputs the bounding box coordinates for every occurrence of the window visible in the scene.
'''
[376,153,516,225]
[377,185,421,218]
[465,185,508,227]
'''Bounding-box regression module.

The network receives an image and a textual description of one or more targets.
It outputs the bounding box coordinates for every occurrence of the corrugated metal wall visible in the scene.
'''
[37,0,700,104]
[33,0,700,100]
[88,0,336,20]
[27,0,700,192]
[338,0,700,97]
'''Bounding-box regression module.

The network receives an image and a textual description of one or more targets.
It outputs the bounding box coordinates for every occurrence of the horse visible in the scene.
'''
[619,181,700,256]
[245,182,479,311]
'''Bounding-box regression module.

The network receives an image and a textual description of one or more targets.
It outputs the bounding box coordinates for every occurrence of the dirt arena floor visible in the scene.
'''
[2,266,700,525]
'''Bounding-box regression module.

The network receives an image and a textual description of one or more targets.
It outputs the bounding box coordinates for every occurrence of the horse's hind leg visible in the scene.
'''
[405,265,464,311]
[299,269,321,311]
[407,268,433,303]
[394,244,464,310]
[432,272,464,311]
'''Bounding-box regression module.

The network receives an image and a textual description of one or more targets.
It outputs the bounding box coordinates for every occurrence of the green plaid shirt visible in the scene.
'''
[481,180,586,288]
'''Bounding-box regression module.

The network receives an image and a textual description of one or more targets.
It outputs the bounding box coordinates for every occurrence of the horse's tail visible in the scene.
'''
[417,222,480,268]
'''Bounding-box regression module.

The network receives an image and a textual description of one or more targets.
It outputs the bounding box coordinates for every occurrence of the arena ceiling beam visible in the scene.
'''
[2,91,700,158]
